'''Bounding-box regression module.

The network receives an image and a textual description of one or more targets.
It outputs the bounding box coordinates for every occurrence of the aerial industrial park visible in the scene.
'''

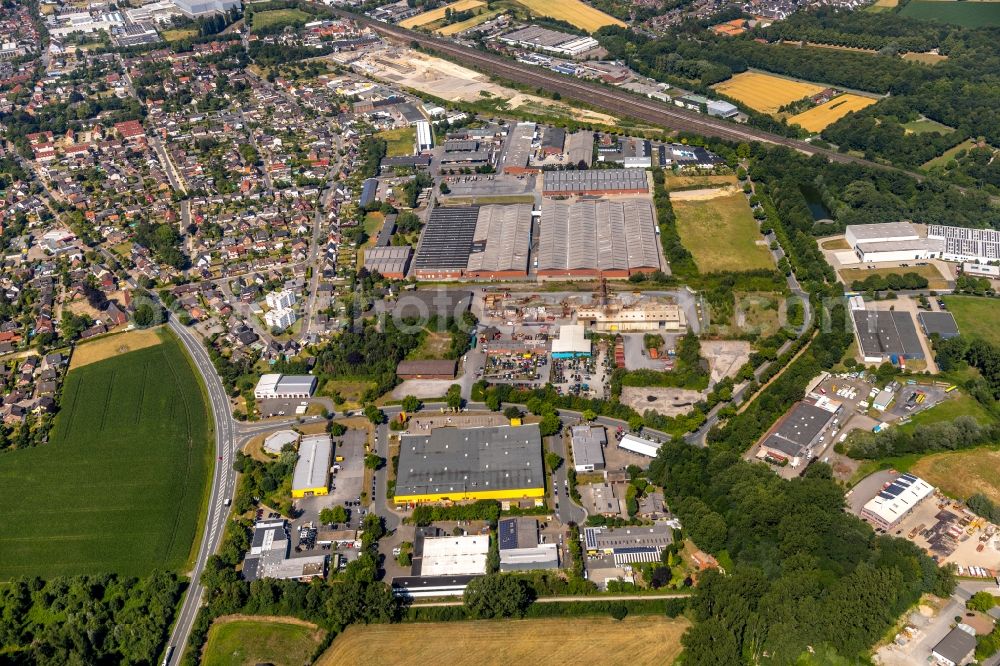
[1,0,1000,664]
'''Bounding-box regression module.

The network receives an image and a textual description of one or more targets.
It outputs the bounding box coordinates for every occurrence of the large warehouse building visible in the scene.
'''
[860,473,934,531]
[537,199,661,278]
[254,374,317,400]
[394,424,544,504]
[756,398,840,468]
[851,308,925,363]
[542,169,649,196]
[413,205,532,280]
[928,225,1000,263]
[291,435,332,499]
[845,222,944,262]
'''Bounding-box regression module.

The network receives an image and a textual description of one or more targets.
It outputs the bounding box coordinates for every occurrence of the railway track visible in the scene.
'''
[331,9,905,172]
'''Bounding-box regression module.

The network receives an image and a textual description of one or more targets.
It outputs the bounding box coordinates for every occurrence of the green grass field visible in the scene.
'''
[251,8,312,30]
[377,127,416,157]
[903,118,953,135]
[203,617,324,666]
[922,138,977,169]
[899,0,1000,27]
[900,393,996,431]
[942,295,1000,346]
[672,191,773,273]
[0,332,212,579]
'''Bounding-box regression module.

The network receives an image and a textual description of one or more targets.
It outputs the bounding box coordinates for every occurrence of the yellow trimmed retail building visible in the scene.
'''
[393,424,544,505]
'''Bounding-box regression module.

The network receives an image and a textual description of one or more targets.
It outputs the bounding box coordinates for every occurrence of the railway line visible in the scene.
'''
[333,10,906,173]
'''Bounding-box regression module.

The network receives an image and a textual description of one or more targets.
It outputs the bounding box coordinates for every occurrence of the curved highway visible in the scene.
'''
[164,315,238,666]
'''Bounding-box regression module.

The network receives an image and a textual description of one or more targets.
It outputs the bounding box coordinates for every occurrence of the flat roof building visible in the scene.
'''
[537,199,660,278]
[845,222,920,248]
[242,520,327,582]
[931,624,977,666]
[542,169,648,195]
[571,425,606,472]
[414,205,532,280]
[171,0,240,17]
[254,374,317,400]
[551,324,591,358]
[498,517,559,571]
[396,359,457,379]
[929,225,1000,263]
[917,311,960,339]
[291,435,332,498]
[757,400,839,466]
[583,523,673,565]
[860,473,934,531]
[500,122,537,174]
[577,300,686,332]
[416,534,489,576]
[963,262,1000,278]
[851,309,925,363]
[394,424,544,504]
[618,433,660,458]
[364,245,412,279]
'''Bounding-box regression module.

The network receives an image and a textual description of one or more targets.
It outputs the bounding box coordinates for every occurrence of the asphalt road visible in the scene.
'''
[163,315,238,666]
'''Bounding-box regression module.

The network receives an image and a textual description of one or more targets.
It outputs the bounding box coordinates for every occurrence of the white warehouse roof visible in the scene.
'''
[862,473,934,526]
[619,433,661,458]
[292,435,332,492]
[419,534,489,576]
[551,324,591,355]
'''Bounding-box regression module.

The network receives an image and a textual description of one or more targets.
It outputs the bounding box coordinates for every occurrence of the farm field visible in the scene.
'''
[902,51,949,64]
[789,94,878,133]
[712,71,824,114]
[202,616,325,666]
[378,127,416,157]
[839,264,948,290]
[899,0,1000,27]
[942,295,1000,346]
[70,327,164,369]
[400,0,485,28]
[251,8,312,30]
[922,139,977,169]
[512,0,626,31]
[0,332,212,579]
[910,447,1000,504]
[671,190,773,273]
[903,117,953,134]
[437,7,503,35]
[665,173,738,191]
[316,617,689,666]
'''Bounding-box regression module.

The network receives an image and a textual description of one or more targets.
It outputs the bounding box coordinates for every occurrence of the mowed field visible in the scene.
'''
[377,126,416,157]
[202,616,325,666]
[399,0,485,28]
[942,295,1000,346]
[513,0,626,31]
[899,0,1000,27]
[839,264,948,290]
[437,7,502,35]
[69,327,165,369]
[316,617,689,666]
[0,332,212,578]
[789,94,878,132]
[910,448,1000,504]
[671,190,774,273]
[712,71,824,114]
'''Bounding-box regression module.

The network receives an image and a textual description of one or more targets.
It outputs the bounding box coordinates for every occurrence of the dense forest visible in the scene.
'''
[0,572,183,664]
[650,443,954,663]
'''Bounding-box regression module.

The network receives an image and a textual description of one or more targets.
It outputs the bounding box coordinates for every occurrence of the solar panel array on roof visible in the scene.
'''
[414,206,480,271]
[537,199,659,273]
[928,225,1000,261]
[852,310,925,359]
[879,473,922,500]
[542,169,648,194]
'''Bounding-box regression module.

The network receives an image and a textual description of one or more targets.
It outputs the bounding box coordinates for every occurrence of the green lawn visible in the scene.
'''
[250,8,312,30]
[942,295,1000,346]
[0,332,212,579]
[672,191,773,273]
[899,0,1000,27]
[922,138,976,169]
[899,393,996,432]
[903,118,953,135]
[202,618,324,666]
[377,127,417,157]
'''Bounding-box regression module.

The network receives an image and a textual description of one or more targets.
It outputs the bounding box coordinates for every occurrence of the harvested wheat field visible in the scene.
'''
[712,71,824,114]
[400,0,485,28]
[317,616,689,666]
[514,0,625,31]
[789,94,877,132]
[69,327,164,369]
